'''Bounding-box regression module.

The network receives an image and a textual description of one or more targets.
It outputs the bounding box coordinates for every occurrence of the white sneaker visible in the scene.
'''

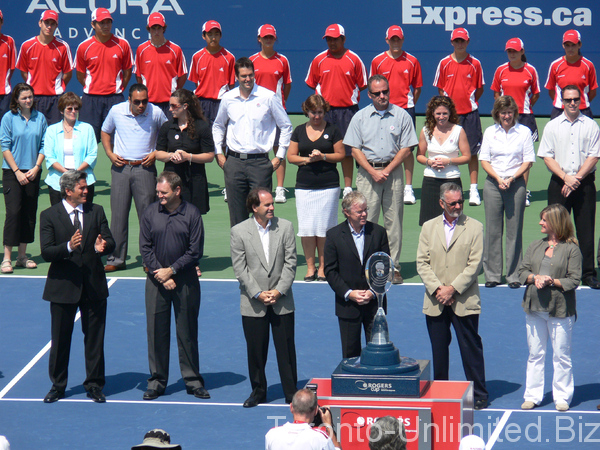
[343,187,353,198]
[404,186,416,205]
[222,188,227,202]
[525,190,531,207]
[469,187,481,206]
[275,186,288,203]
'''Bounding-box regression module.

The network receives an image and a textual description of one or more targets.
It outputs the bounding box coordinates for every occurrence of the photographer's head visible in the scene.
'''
[368,416,406,450]
[290,389,319,422]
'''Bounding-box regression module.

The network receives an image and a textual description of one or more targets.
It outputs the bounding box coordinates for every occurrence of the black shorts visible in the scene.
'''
[518,113,539,142]
[0,94,10,118]
[325,105,359,156]
[80,93,125,142]
[199,98,221,125]
[153,101,171,120]
[403,106,416,128]
[458,110,482,156]
[35,95,61,125]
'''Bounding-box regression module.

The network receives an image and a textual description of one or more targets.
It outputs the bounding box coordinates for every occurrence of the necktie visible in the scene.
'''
[73,209,82,232]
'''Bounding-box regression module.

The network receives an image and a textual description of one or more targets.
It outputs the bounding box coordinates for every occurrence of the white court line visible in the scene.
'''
[0,397,289,407]
[485,410,512,449]
[0,278,118,399]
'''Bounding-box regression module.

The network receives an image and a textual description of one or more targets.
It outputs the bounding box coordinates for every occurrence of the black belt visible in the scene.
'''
[227,151,268,160]
[368,161,391,168]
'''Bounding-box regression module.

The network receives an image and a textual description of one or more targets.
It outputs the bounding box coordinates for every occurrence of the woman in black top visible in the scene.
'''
[287,94,345,281]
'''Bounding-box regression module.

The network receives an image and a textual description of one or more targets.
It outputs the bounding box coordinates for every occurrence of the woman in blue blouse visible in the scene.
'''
[1,83,47,273]
[43,92,97,205]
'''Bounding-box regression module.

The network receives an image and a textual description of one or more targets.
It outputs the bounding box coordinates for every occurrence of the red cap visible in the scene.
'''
[40,10,59,23]
[147,12,165,27]
[450,27,469,41]
[505,38,524,51]
[563,29,581,44]
[202,20,221,33]
[258,24,277,38]
[91,8,112,22]
[386,25,404,39]
[323,24,345,39]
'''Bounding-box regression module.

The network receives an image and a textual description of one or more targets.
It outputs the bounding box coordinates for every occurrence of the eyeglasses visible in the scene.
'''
[443,200,464,206]
[169,103,181,109]
[132,99,149,106]
[370,89,389,97]
[65,106,80,112]
[562,97,580,104]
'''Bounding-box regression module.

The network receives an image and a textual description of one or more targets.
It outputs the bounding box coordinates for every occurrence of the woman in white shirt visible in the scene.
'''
[43,92,98,205]
[480,95,535,288]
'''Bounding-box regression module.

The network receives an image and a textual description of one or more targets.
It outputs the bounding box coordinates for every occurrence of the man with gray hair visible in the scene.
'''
[40,170,115,403]
[368,416,407,450]
[324,191,390,358]
[265,388,341,449]
[344,74,418,284]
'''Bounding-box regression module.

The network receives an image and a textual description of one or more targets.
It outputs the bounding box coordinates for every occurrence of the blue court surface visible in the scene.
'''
[1,277,599,449]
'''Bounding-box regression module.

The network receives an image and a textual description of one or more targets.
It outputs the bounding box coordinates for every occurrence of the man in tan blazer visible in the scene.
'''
[230,187,297,408]
[416,182,488,410]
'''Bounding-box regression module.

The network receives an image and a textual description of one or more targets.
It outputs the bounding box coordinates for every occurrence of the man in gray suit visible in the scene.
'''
[230,187,297,408]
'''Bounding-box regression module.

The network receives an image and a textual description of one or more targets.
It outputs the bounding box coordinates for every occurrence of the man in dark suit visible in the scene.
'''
[324,190,390,359]
[40,170,115,403]
[230,187,297,408]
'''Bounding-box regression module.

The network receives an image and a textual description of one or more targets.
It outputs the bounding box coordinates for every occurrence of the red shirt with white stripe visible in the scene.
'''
[0,34,16,95]
[134,40,187,103]
[75,35,133,95]
[250,51,292,108]
[188,47,235,99]
[16,36,73,96]
[491,62,540,114]
[305,49,367,107]
[434,54,485,115]
[545,56,598,109]
[370,50,422,108]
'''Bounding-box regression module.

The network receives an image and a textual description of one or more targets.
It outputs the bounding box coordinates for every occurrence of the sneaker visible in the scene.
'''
[555,402,569,412]
[525,190,531,207]
[343,187,353,198]
[521,401,536,410]
[469,187,481,206]
[275,186,288,203]
[404,186,416,205]
[222,188,227,202]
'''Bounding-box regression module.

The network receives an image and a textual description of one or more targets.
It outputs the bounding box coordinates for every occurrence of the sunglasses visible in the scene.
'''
[562,97,580,104]
[64,106,80,112]
[132,99,149,106]
[443,200,464,206]
[370,89,389,97]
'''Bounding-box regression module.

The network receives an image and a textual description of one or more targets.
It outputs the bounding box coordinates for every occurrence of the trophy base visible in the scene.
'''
[332,359,431,397]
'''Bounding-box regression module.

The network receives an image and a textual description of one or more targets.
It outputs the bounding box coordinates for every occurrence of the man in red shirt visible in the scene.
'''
[16,10,73,125]
[134,12,187,120]
[75,8,133,142]
[434,28,485,206]
[0,10,16,118]
[306,24,367,198]
[370,25,422,205]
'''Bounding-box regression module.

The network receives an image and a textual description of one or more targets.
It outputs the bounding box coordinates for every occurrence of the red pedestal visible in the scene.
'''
[309,378,473,450]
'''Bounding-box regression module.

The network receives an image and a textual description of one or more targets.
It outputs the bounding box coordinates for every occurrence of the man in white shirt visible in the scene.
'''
[213,57,292,227]
[265,388,341,450]
[537,85,600,289]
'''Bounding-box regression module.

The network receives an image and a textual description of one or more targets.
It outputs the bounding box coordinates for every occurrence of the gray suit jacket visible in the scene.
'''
[417,214,483,317]
[230,216,297,317]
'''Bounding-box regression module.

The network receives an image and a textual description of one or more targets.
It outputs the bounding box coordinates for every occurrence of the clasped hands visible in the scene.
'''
[154,267,176,290]
[258,289,281,305]
[561,174,581,198]
[533,274,553,289]
[435,285,456,306]
[348,289,374,305]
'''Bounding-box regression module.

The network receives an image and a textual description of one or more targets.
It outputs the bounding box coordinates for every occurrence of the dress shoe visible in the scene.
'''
[521,401,536,410]
[43,387,65,403]
[556,402,569,412]
[317,276,327,282]
[187,386,210,399]
[508,282,521,289]
[86,387,106,403]
[303,273,316,282]
[392,270,403,285]
[583,276,600,289]
[484,281,498,288]
[474,399,488,410]
[104,264,126,273]
[143,389,162,400]
[243,394,266,408]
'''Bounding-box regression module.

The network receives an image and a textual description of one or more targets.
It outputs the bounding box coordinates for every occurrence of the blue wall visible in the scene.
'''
[7,0,600,115]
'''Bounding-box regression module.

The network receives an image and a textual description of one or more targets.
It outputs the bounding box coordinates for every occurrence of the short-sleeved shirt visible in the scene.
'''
[545,56,598,109]
[305,49,367,107]
[134,40,187,103]
[265,422,335,450]
[434,54,485,115]
[537,112,600,175]
[491,62,540,114]
[292,121,342,189]
[188,47,235,100]
[250,51,292,108]
[0,34,17,95]
[343,103,418,162]
[101,101,167,160]
[16,37,73,96]
[479,123,535,177]
[370,50,422,108]
[0,109,47,170]
[75,35,133,95]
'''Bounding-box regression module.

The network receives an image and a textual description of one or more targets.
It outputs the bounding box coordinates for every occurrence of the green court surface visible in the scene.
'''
[1,114,599,283]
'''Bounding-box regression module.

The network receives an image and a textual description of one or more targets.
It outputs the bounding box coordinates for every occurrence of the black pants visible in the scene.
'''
[2,169,40,247]
[337,302,379,359]
[242,308,297,403]
[426,306,488,401]
[548,173,596,279]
